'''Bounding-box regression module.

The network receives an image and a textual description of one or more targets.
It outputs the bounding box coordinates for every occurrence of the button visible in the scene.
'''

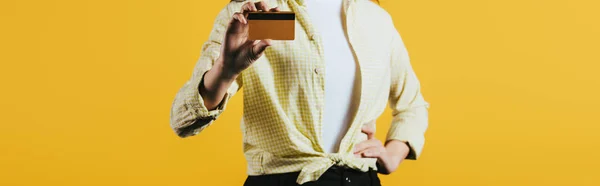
[310,34,317,41]
[346,177,351,182]
[314,68,321,74]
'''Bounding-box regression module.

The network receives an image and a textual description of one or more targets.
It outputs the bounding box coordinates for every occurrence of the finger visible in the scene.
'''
[255,1,269,12]
[361,124,375,140]
[241,1,258,14]
[232,12,247,25]
[227,12,248,37]
[353,139,382,154]
[361,147,383,158]
[250,39,272,60]
[269,7,280,12]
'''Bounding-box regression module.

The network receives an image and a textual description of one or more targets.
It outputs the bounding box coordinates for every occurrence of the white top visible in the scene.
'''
[306,0,358,153]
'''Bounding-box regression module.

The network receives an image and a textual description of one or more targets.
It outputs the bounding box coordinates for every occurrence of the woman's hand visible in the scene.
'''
[201,1,279,110]
[353,121,411,174]
[217,1,280,78]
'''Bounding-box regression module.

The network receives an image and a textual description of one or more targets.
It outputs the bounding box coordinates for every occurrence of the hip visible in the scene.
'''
[243,165,381,186]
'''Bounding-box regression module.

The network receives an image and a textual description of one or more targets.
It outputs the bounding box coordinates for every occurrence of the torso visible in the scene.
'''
[236,0,397,174]
[305,0,358,153]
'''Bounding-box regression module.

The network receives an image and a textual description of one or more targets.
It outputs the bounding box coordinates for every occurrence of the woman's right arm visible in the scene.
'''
[170,1,276,138]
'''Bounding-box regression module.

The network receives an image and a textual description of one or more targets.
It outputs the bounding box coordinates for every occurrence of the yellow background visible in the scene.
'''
[1,0,599,185]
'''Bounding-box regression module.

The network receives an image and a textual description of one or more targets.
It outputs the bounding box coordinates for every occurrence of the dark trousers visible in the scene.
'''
[243,166,382,186]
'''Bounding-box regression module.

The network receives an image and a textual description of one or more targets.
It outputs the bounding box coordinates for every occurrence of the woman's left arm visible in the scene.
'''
[353,28,429,174]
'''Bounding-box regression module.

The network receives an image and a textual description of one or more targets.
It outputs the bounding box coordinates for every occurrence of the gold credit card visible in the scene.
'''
[248,12,295,40]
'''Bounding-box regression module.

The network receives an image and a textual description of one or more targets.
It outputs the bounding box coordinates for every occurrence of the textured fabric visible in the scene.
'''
[170,0,429,184]
[305,0,358,153]
[243,165,381,186]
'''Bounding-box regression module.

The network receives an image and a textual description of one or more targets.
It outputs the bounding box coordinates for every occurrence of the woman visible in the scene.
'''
[170,0,429,185]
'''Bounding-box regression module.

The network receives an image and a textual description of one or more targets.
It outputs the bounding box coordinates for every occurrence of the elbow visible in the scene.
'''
[170,123,189,138]
[170,110,196,138]
[170,116,211,138]
[170,117,197,138]
[175,130,192,138]
[376,162,398,175]
[386,166,399,175]
[170,100,203,138]
[173,124,198,138]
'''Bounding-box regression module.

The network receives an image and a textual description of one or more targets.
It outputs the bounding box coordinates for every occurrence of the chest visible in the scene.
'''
[246,1,393,104]
[259,5,391,75]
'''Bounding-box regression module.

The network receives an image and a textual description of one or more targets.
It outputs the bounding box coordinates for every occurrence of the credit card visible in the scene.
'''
[247,12,295,40]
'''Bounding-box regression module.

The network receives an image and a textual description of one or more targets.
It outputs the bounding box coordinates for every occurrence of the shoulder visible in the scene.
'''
[354,0,396,37]
[355,0,394,24]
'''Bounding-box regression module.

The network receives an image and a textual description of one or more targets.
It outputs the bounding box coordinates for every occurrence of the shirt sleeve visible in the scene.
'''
[386,29,430,160]
[170,4,241,138]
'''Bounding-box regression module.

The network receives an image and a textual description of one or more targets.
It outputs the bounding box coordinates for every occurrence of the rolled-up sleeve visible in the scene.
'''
[170,4,241,138]
[386,29,430,160]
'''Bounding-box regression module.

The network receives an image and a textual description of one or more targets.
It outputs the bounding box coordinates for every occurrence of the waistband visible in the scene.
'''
[296,153,376,184]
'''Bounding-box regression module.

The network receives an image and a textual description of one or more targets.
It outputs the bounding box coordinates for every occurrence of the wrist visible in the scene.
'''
[385,140,410,159]
[212,57,239,82]
[376,140,409,174]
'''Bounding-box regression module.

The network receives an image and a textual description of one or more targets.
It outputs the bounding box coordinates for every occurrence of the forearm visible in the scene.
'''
[377,140,410,174]
[385,140,410,159]
[199,57,238,110]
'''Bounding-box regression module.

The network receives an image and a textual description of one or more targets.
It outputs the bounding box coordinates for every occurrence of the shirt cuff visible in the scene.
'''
[178,71,232,137]
[386,122,425,160]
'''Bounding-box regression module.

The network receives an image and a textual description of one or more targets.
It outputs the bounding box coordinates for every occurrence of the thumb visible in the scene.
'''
[361,123,375,140]
[251,39,272,59]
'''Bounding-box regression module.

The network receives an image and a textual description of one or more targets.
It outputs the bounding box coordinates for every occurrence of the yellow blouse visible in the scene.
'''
[170,0,429,184]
